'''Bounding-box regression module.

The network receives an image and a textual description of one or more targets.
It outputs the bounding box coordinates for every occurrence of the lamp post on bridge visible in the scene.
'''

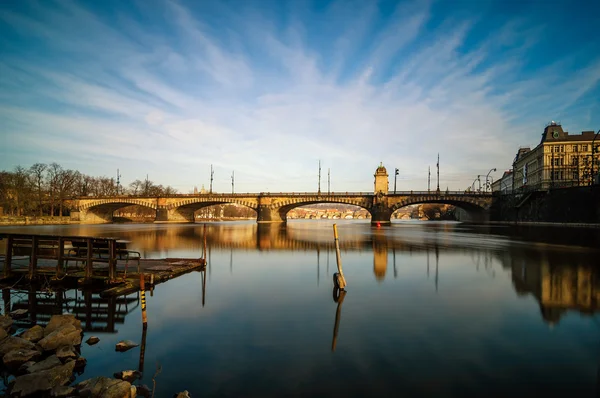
[394,168,399,194]
[477,175,482,192]
[471,176,478,192]
[231,171,234,194]
[485,168,496,192]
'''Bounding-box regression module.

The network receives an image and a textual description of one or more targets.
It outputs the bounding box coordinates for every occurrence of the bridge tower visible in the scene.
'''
[374,163,389,194]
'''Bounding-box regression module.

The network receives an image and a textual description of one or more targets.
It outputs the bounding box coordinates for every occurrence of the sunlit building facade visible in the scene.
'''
[512,122,599,191]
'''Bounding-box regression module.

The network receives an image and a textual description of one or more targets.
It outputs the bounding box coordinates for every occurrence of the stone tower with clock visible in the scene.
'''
[541,121,565,143]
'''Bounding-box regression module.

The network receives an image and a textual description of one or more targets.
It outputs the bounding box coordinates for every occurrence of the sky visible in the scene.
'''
[0,0,599,193]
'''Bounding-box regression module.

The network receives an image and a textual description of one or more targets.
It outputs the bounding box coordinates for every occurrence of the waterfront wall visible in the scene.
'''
[0,216,74,226]
[490,185,600,224]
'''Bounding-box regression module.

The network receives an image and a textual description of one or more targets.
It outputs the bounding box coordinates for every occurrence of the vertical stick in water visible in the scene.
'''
[333,224,347,289]
[140,273,148,326]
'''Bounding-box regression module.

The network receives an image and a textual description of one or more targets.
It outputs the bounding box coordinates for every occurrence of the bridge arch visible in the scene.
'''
[263,196,373,223]
[161,198,258,223]
[390,195,490,222]
[78,199,158,223]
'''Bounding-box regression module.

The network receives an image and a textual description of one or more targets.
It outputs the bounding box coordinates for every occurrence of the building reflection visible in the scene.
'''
[509,251,600,325]
[3,287,139,333]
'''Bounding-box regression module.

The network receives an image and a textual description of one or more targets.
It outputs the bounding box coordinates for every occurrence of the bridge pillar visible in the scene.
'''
[370,194,392,225]
[257,206,286,223]
[155,208,195,223]
[77,209,113,224]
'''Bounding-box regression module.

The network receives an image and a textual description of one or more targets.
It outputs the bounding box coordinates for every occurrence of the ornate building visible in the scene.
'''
[512,122,599,191]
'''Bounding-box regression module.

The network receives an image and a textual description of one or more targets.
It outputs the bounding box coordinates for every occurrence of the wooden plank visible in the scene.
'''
[108,240,116,281]
[29,236,38,280]
[56,237,64,278]
[85,238,93,281]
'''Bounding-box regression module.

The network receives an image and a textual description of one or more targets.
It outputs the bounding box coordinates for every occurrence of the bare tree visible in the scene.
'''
[29,163,47,216]
[46,163,62,216]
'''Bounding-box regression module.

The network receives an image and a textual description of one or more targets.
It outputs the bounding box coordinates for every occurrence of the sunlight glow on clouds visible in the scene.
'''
[0,0,598,192]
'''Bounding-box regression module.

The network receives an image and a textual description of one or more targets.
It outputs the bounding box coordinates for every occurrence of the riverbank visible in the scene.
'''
[0,216,74,226]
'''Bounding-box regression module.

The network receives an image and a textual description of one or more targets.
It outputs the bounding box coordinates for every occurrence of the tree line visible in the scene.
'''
[0,163,177,217]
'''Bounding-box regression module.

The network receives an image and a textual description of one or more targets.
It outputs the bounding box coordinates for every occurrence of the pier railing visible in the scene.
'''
[0,233,126,282]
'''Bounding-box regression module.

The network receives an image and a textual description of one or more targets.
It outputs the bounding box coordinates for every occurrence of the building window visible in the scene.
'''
[574,145,579,152]
[573,171,579,180]
[582,145,588,152]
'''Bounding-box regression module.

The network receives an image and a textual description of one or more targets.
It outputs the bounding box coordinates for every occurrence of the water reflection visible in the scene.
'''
[1,221,600,396]
[4,287,139,333]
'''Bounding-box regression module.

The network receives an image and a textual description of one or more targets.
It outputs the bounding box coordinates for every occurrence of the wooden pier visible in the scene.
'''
[0,233,206,296]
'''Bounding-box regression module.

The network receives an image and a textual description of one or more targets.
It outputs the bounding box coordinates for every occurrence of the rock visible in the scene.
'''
[76,376,133,398]
[0,336,37,356]
[50,385,76,397]
[3,348,42,368]
[136,384,152,397]
[56,345,78,362]
[0,315,13,331]
[175,391,192,398]
[74,356,87,375]
[10,309,28,319]
[38,324,82,351]
[114,369,142,382]
[11,360,75,397]
[21,325,44,343]
[25,354,62,373]
[86,336,100,345]
[44,314,82,337]
[0,327,7,341]
[18,360,37,374]
[115,340,139,352]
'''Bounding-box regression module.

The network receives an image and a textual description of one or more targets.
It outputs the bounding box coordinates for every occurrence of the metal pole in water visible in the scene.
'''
[140,273,148,326]
[332,224,347,289]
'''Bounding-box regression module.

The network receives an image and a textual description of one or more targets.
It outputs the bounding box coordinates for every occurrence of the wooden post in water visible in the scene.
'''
[140,273,148,326]
[4,236,13,278]
[139,322,148,373]
[332,224,347,289]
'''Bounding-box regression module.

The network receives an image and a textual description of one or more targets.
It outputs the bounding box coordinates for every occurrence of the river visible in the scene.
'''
[1,220,599,397]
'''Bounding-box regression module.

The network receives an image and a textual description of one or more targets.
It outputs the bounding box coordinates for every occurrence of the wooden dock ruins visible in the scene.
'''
[0,233,207,296]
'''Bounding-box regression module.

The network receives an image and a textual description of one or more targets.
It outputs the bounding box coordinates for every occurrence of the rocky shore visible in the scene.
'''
[0,313,188,397]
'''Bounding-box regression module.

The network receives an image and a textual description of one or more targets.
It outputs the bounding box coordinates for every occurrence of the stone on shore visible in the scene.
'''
[44,314,82,336]
[115,340,139,352]
[114,369,142,382]
[0,327,8,341]
[38,324,82,351]
[0,314,13,331]
[175,391,192,398]
[50,385,76,397]
[25,354,62,373]
[20,325,44,343]
[86,336,100,345]
[11,360,75,397]
[136,384,152,397]
[56,345,79,362]
[76,376,135,398]
[3,348,42,368]
[0,336,37,356]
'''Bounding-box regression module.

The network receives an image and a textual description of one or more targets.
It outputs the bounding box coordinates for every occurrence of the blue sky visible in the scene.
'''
[1,0,599,193]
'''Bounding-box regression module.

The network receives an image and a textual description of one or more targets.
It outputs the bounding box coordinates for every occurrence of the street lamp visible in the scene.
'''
[477,175,482,192]
[485,168,496,192]
[394,168,399,194]
[471,176,478,192]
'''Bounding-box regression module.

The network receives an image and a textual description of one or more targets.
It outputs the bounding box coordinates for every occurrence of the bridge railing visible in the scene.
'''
[72,190,491,200]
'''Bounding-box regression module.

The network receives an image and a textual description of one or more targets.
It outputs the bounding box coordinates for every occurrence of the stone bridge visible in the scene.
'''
[69,190,492,225]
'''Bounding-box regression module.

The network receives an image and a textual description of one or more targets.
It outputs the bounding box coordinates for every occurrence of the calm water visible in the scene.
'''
[1,220,600,397]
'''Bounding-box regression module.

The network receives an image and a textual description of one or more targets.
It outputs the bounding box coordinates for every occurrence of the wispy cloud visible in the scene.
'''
[0,0,598,192]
